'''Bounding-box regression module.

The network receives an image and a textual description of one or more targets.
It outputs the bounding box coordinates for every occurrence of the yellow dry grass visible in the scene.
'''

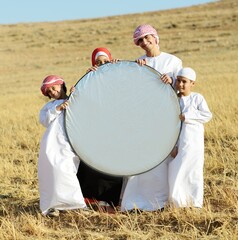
[0,0,237,239]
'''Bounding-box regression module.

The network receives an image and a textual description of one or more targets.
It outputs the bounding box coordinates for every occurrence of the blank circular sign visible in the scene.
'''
[65,61,181,176]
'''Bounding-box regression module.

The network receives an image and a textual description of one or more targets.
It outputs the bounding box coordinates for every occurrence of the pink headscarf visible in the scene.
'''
[91,47,112,66]
[133,24,159,46]
[41,75,65,96]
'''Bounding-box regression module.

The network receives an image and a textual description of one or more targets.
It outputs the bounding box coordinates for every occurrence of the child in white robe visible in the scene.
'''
[38,75,86,216]
[121,24,182,212]
[168,67,212,208]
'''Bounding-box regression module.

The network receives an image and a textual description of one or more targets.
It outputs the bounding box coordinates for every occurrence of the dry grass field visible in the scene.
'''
[0,0,237,239]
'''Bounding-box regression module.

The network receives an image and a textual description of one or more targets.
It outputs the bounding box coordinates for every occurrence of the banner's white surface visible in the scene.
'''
[65,61,181,176]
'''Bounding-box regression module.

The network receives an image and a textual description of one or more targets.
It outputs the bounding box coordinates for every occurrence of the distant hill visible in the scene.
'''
[0,0,237,88]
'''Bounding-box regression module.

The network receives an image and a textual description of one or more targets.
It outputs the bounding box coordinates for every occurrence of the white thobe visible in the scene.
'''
[168,92,212,207]
[38,99,86,215]
[121,52,182,211]
[140,52,182,86]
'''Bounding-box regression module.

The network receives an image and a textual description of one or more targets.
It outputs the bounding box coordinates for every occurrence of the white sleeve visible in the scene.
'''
[173,59,183,78]
[183,96,212,124]
[171,58,183,87]
[39,102,62,128]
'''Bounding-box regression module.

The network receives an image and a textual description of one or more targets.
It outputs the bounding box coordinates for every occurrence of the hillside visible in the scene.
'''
[0,0,237,239]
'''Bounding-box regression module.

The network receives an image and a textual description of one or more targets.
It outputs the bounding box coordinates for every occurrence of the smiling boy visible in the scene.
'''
[169,67,212,208]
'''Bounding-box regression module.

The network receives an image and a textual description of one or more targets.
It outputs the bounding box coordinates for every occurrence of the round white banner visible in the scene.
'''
[65,61,181,176]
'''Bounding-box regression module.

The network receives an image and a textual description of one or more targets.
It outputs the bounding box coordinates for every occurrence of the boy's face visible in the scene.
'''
[46,84,63,99]
[137,34,157,51]
[176,76,194,96]
[95,55,110,66]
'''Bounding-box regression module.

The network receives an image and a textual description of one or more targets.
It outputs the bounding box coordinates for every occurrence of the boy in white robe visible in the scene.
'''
[38,75,87,216]
[121,24,182,212]
[168,67,212,208]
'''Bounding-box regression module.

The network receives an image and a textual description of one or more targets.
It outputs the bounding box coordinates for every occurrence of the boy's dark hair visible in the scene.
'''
[62,83,67,95]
